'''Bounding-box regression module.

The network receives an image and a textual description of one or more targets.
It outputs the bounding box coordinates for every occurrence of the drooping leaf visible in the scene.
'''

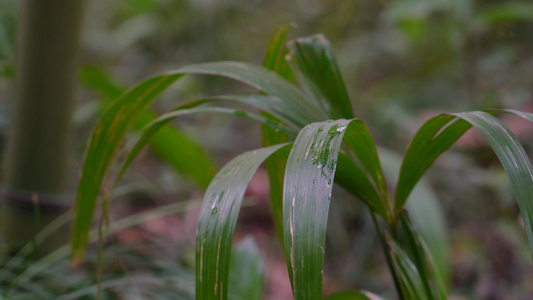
[283,119,383,299]
[72,73,184,264]
[287,34,354,119]
[453,111,533,253]
[80,65,217,188]
[395,110,533,255]
[72,61,331,263]
[177,62,328,123]
[117,105,295,185]
[196,144,289,299]
[228,236,264,300]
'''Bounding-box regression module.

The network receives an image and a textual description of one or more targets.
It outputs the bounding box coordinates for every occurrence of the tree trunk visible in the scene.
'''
[2,0,85,256]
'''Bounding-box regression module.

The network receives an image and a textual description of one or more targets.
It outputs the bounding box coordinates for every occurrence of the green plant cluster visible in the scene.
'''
[71,25,533,299]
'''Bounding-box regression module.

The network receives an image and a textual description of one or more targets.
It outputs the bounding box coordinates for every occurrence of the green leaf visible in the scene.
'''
[452,111,533,253]
[72,60,331,263]
[72,73,184,265]
[326,290,385,300]
[228,236,264,300]
[283,119,382,299]
[178,62,328,124]
[395,110,533,255]
[335,153,385,216]
[196,144,289,299]
[342,121,390,219]
[395,114,469,209]
[399,210,446,300]
[379,148,448,286]
[388,236,427,300]
[80,65,218,188]
[263,23,294,81]
[262,24,294,247]
[117,105,295,186]
[287,34,354,119]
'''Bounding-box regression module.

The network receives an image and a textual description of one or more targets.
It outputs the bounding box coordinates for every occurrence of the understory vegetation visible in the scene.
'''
[1,0,533,299]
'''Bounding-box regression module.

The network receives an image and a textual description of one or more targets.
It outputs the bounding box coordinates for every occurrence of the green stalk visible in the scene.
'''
[1,0,85,255]
[370,211,405,300]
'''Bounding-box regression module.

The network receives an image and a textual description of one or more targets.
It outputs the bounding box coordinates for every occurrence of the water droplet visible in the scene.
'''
[336,125,346,132]
[317,128,324,132]
[211,207,219,215]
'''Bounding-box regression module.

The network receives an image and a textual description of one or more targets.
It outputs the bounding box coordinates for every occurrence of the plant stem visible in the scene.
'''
[370,210,405,300]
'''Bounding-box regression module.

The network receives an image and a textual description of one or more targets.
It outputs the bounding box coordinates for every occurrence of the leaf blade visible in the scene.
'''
[196,144,289,299]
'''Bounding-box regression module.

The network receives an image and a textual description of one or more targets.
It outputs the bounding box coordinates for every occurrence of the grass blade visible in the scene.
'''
[284,119,377,299]
[72,73,184,264]
[379,148,449,286]
[287,34,354,119]
[399,210,446,300]
[263,23,294,81]
[177,62,328,123]
[73,60,330,263]
[342,121,390,220]
[116,106,295,186]
[196,144,289,299]
[452,111,533,254]
[395,110,533,255]
[388,236,427,300]
[80,65,217,188]
[262,24,294,246]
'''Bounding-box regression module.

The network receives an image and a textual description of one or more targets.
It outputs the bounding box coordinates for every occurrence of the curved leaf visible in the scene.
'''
[71,74,183,264]
[196,143,289,299]
[283,119,383,299]
[72,61,328,263]
[81,65,218,188]
[395,110,533,254]
[116,106,296,186]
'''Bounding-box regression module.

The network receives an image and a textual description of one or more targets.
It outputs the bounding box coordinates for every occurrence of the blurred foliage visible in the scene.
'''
[0,0,532,299]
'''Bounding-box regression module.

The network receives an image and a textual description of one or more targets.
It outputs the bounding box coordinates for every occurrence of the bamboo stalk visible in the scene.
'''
[2,0,85,255]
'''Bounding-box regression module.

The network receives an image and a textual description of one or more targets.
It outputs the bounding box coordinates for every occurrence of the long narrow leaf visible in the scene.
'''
[81,65,217,188]
[72,61,330,263]
[72,73,183,264]
[117,106,295,185]
[262,24,294,247]
[388,237,427,300]
[284,119,381,299]
[287,34,354,119]
[399,210,446,300]
[196,144,289,299]
[395,110,533,255]
[263,23,294,81]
